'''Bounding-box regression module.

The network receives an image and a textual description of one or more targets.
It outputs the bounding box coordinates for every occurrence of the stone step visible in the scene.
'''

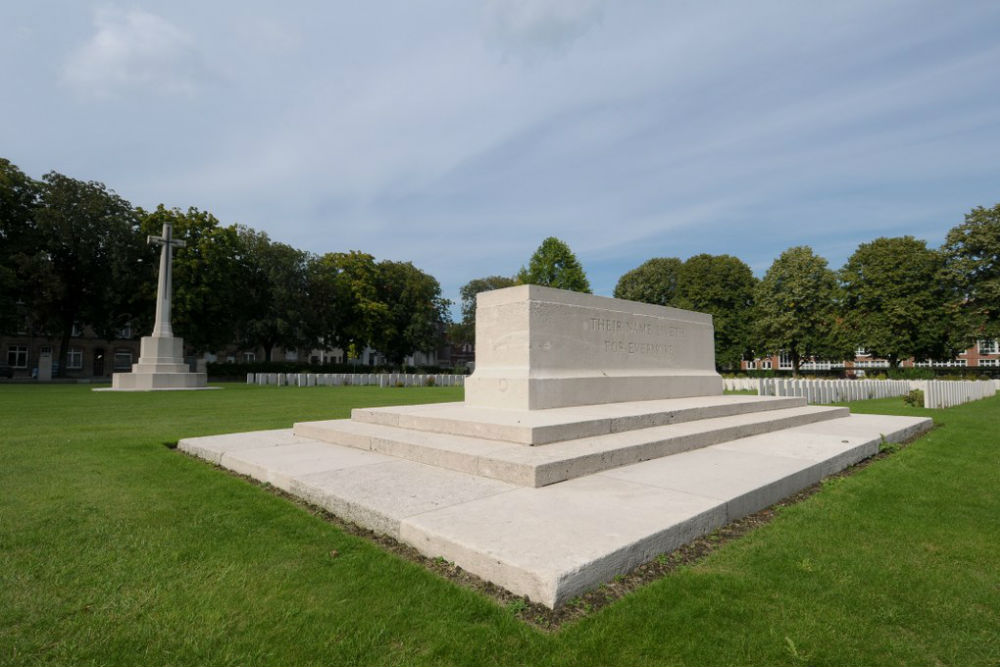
[181,412,933,608]
[294,404,849,487]
[350,395,808,445]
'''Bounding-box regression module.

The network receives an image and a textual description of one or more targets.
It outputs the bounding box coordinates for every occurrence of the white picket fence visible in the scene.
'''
[756,377,911,404]
[246,372,465,388]
[922,379,998,408]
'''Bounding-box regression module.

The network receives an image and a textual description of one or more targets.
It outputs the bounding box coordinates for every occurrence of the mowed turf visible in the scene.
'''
[1,383,998,666]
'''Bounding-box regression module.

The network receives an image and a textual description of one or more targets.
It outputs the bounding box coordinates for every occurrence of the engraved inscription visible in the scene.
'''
[587,316,684,361]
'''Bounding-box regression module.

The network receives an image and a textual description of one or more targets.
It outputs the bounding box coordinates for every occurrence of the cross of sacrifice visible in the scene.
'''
[147,221,186,338]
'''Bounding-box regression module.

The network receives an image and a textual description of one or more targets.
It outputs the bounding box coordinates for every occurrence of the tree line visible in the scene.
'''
[454,210,1000,375]
[4,156,997,376]
[0,158,450,373]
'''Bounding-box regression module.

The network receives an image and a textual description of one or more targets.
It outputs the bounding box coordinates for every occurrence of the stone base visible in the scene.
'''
[464,370,723,411]
[109,371,210,391]
[104,334,210,392]
[294,396,850,487]
[179,411,932,608]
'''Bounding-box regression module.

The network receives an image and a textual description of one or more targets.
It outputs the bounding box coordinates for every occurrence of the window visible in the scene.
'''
[761,360,772,370]
[113,349,132,370]
[7,345,28,368]
[226,355,235,363]
[927,359,966,367]
[71,324,83,337]
[67,348,83,369]
[284,350,298,361]
[243,352,256,362]
[778,351,793,369]
[116,324,133,339]
[855,347,870,357]
[745,360,756,370]
[978,358,999,367]
[978,339,999,355]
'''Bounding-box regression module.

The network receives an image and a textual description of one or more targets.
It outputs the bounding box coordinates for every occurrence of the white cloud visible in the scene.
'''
[62,7,204,97]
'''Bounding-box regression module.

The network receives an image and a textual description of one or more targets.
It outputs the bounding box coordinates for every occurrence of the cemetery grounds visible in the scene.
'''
[1,383,998,666]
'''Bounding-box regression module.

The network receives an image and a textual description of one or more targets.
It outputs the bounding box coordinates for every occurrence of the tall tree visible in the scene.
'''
[613,257,683,306]
[673,254,757,371]
[310,250,386,352]
[0,159,41,334]
[138,205,244,353]
[234,228,315,361]
[452,275,517,345]
[944,203,1000,341]
[840,236,953,367]
[516,237,591,293]
[752,246,843,376]
[372,260,450,366]
[31,172,145,374]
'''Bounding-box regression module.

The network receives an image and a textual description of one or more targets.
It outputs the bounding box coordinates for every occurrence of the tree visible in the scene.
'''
[613,257,683,306]
[752,246,843,377]
[673,254,757,371]
[0,159,41,334]
[371,260,450,366]
[30,171,146,374]
[840,236,953,367]
[310,250,386,352]
[138,205,244,353]
[452,275,517,345]
[516,237,591,293]
[234,228,315,361]
[944,203,1000,341]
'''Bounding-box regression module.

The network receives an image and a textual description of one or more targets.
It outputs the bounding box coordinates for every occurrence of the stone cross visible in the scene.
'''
[147,221,186,338]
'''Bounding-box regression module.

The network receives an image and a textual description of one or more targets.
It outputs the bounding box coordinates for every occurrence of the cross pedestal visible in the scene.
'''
[107,220,211,391]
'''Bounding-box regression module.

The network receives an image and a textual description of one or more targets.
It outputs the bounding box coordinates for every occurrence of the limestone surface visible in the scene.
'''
[179,411,932,608]
[464,285,722,409]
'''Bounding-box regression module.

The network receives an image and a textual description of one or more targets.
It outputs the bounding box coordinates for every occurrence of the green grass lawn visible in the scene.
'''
[1,383,998,666]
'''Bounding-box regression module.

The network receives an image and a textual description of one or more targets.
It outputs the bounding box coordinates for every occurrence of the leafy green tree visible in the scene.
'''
[840,236,954,367]
[516,237,591,293]
[30,171,146,374]
[944,203,1000,340]
[310,250,387,352]
[138,205,244,353]
[752,246,843,377]
[673,254,757,371]
[0,159,41,334]
[234,228,315,361]
[452,275,517,345]
[371,260,450,366]
[613,257,683,306]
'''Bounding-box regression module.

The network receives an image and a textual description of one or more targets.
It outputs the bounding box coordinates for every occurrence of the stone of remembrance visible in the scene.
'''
[180,285,931,607]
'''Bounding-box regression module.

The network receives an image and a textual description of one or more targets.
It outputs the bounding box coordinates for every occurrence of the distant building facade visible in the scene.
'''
[2,324,141,379]
[741,339,1000,374]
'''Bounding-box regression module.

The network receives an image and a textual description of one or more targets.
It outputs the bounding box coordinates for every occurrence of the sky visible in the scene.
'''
[3,1,999,315]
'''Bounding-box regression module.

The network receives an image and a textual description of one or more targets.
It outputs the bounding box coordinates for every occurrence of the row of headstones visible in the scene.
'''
[923,379,998,408]
[757,378,912,404]
[246,373,466,388]
[722,377,758,391]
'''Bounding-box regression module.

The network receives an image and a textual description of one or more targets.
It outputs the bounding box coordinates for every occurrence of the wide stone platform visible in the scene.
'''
[179,401,931,607]
[293,396,850,487]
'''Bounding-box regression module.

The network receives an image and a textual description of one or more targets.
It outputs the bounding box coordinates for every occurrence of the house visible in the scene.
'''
[741,339,1000,374]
